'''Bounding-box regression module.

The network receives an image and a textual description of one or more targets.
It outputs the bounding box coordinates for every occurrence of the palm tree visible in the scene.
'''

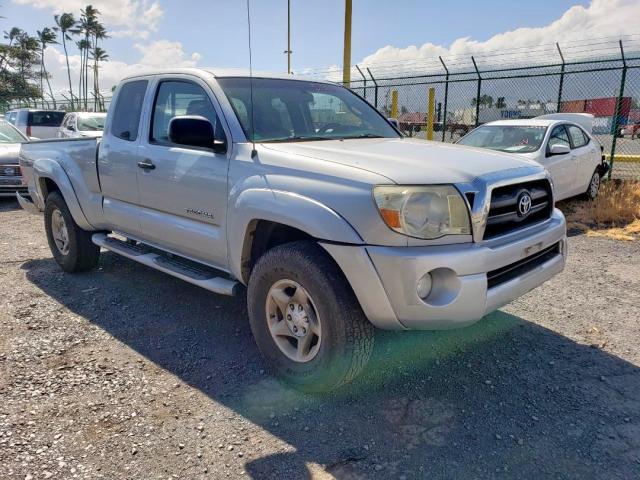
[76,38,90,108]
[79,5,98,109]
[54,13,80,109]
[37,27,58,108]
[90,46,108,110]
[3,27,23,46]
[90,21,108,110]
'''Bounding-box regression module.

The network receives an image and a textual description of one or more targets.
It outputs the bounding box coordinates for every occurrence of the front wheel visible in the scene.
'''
[247,241,374,392]
[44,191,100,272]
[585,169,601,200]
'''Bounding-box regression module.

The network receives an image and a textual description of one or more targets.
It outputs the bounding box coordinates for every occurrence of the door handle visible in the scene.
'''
[137,159,155,170]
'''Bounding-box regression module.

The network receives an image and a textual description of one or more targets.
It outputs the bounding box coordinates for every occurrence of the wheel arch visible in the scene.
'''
[34,159,93,230]
[228,188,364,284]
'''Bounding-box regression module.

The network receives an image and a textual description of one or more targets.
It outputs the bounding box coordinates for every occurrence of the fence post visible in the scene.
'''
[355,65,367,100]
[367,67,379,109]
[609,40,627,180]
[426,87,435,140]
[439,56,449,142]
[472,56,481,127]
[556,43,565,113]
[391,90,398,118]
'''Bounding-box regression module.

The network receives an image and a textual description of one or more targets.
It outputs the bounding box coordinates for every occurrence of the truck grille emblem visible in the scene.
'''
[517,192,532,217]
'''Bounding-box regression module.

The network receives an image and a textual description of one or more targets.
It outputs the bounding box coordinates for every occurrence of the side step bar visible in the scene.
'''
[92,233,239,296]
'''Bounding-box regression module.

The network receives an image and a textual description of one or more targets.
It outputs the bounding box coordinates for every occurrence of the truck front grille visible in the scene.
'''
[483,179,553,240]
[0,165,21,177]
[487,242,560,289]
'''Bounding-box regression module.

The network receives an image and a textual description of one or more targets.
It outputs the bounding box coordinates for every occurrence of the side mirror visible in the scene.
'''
[168,115,226,153]
[387,117,399,129]
[548,143,570,156]
[68,125,75,132]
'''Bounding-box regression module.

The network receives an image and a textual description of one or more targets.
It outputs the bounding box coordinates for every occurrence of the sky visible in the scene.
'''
[1,0,638,92]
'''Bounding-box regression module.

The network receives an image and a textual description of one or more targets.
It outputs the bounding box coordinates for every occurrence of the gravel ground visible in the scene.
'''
[1,197,639,480]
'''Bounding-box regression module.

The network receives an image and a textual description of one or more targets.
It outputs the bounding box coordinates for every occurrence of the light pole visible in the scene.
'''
[284,0,292,74]
[342,0,352,86]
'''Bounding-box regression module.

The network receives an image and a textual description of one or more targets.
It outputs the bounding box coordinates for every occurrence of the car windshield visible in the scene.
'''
[458,125,547,153]
[77,114,106,131]
[217,77,399,142]
[0,120,27,143]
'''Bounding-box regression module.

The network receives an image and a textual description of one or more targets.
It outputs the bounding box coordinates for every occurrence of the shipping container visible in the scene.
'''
[560,97,631,117]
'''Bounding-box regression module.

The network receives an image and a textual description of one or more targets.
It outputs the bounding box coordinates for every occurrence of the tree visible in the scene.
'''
[55,13,80,109]
[90,46,108,110]
[36,27,58,108]
[495,97,506,109]
[0,29,41,108]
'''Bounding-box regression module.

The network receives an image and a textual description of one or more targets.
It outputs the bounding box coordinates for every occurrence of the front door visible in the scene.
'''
[135,78,229,269]
[542,124,575,200]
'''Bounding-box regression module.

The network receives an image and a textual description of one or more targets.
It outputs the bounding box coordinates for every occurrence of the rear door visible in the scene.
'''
[135,76,230,268]
[541,124,575,201]
[566,124,598,195]
[98,79,150,236]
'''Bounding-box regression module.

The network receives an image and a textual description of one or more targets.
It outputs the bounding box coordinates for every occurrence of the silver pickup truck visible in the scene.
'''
[18,68,567,391]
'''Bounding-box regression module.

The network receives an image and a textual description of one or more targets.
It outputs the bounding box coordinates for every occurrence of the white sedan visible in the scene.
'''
[57,112,107,139]
[457,114,608,201]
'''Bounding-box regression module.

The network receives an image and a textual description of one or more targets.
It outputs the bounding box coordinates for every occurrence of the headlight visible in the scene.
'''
[373,185,471,239]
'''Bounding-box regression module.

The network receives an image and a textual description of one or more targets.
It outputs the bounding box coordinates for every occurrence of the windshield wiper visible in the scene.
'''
[341,133,386,139]
[262,136,336,143]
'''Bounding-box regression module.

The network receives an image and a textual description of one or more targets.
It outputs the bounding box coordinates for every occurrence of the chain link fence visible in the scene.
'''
[345,43,640,178]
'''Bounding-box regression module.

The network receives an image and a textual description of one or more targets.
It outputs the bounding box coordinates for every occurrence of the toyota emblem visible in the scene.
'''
[517,191,532,217]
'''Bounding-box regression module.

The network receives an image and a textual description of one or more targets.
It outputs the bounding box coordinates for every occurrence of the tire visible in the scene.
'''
[247,241,374,392]
[44,191,100,273]
[584,169,601,200]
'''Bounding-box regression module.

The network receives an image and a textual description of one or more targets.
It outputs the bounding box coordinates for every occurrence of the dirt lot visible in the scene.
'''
[1,198,639,480]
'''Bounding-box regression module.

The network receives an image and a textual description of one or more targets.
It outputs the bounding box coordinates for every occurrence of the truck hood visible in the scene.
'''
[0,143,21,165]
[262,137,543,184]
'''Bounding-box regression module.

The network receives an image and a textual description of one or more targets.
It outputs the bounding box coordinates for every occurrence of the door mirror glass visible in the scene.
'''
[548,143,570,156]
[168,115,225,152]
[68,125,75,131]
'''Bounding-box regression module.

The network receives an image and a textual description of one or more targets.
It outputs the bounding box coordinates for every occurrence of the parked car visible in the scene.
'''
[17,69,567,391]
[0,119,29,197]
[457,114,608,201]
[11,109,66,139]
[58,112,107,138]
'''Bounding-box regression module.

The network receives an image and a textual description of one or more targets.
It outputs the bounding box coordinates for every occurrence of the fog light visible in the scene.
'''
[417,273,433,300]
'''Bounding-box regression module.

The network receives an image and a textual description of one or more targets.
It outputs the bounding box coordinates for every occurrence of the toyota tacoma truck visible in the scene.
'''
[17,69,567,391]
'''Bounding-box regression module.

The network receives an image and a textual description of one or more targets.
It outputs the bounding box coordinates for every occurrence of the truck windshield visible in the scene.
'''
[458,125,547,153]
[217,77,399,143]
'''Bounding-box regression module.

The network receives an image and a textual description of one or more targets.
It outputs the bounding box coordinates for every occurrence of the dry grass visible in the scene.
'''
[559,181,640,241]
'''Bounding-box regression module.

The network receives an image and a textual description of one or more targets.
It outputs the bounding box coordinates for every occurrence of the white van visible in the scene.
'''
[12,109,66,139]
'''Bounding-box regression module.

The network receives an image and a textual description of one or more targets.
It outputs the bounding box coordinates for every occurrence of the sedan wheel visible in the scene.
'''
[587,171,601,200]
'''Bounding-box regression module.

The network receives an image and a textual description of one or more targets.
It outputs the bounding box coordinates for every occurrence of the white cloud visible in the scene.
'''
[44,40,202,94]
[12,0,163,38]
[323,0,640,78]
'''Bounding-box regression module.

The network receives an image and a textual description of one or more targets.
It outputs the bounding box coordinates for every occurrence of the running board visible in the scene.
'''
[92,233,239,296]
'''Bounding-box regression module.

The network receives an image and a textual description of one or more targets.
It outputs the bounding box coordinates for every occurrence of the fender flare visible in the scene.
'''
[33,158,94,230]
[227,188,363,282]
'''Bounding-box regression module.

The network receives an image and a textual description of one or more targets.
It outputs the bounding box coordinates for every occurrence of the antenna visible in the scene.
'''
[246,0,257,158]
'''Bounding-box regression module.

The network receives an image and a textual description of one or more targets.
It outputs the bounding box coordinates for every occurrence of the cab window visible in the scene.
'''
[111,80,148,141]
[567,125,589,148]
[150,80,220,145]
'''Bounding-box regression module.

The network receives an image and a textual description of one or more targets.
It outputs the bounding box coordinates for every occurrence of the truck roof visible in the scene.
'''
[120,67,333,84]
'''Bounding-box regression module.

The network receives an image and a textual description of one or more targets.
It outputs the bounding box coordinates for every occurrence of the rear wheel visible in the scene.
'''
[44,191,100,272]
[585,169,601,200]
[247,241,374,392]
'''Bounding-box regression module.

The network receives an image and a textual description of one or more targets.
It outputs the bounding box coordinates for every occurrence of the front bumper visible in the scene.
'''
[321,209,566,330]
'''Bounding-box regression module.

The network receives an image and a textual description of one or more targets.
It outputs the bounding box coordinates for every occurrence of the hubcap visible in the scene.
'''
[265,279,321,363]
[51,209,70,255]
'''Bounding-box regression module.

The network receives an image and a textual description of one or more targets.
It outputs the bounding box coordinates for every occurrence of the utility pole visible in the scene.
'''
[342,0,352,86]
[285,0,292,74]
